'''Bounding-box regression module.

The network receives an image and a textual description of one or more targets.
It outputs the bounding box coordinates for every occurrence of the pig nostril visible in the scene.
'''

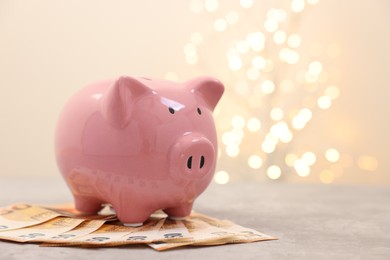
[200,156,205,169]
[187,156,193,170]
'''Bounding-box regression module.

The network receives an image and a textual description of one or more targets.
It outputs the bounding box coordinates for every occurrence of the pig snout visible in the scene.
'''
[169,134,215,179]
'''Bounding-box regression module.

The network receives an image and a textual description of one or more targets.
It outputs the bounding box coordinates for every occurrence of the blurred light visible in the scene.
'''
[247,67,260,80]
[291,0,305,13]
[246,117,261,132]
[261,80,275,94]
[190,32,203,45]
[164,72,178,81]
[307,0,320,5]
[267,165,282,180]
[237,40,250,53]
[309,61,323,75]
[357,156,378,171]
[285,153,298,166]
[270,122,289,139]
[264,19,278,33]
[267,8,287,23]
[222,131,243,146]
[280,79,294,93]
[185,54,198,64]
[218,148,221,158]
[231,115,246,129]
[270,107,284,121]
[317,96,332,109]
[299,108,312,120]
[226,145,240,157]
[228,54,242,71]
[320,170,334,184]
[302,151,316,166]
[287,34,301,48]
[273,30,287,45]
[292,118,305,130]
[280,131,293,143]
[305,72,318,83]
[240,0,253,8]
[325,86,340,100]
[279,48,300,64]
[190,0,203,13]
[214,18,227,32]
[226,11,239,24]
[252,56,266,69]
[294,159,310,177]
[247,32,265,52]
[248,155,263,169]
[262,59,275,72]
[205,0,219,12]
[325,148,340,163]
[292,108,312,130]
[214,170,230,184]
[184,43,197,55]
[262,139,276,154]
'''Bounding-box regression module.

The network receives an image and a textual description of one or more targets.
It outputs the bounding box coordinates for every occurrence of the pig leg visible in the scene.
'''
[163,201,194,220]
[74,196,102,214]
[113,203,152,227]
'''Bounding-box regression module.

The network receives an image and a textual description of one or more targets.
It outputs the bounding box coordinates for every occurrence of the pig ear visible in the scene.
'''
[187,76,224,111]
[100,76,150,128]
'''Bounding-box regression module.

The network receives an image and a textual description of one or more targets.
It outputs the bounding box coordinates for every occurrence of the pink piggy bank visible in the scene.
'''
[55,76,224,226]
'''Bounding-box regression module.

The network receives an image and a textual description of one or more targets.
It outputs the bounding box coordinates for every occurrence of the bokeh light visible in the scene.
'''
[205,0,219,12]
[325,148,340,163]
[214,18,227,32]
[357,156,378,171]
[190,0,203,13]
[267,165,281,180]
[246,117,261,132]
[181,0,371,185]
[248,155,263,169]
[240,0,253,9]
[320,170,335,184]
[214,170,230,184]
[291,0,305,13]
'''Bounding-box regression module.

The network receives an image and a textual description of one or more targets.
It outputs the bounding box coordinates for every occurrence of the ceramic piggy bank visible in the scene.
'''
[55,76,224,226]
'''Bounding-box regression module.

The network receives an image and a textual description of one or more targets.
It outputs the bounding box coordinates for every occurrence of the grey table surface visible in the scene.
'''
[0,176,389,260]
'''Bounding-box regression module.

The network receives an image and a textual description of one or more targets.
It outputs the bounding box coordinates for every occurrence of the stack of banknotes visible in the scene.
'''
[0,203,276,251]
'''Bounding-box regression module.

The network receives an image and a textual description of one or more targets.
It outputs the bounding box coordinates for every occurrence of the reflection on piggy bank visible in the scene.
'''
[55,76,224,226]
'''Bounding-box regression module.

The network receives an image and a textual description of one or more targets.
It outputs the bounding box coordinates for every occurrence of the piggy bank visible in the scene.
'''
[55,76,224,226]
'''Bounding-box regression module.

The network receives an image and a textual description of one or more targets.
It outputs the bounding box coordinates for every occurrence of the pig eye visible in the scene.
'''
[168,107,175,114]
[197,108,202,115]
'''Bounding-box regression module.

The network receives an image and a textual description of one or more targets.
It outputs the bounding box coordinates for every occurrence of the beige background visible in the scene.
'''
[0,0,389,186]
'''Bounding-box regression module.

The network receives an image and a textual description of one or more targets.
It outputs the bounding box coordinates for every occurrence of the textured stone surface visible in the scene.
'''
[1,176,389,259]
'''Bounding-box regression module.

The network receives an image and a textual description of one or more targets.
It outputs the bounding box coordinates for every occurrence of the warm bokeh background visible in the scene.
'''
[1,0,389,186]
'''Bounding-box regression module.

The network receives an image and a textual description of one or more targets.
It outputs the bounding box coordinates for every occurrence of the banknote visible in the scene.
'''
[148,214,277,250]
[0,203,276,251]
[41,219,106,244]
[0,203,61,231]
[0,217,84,242]
[44,204,117,221]
[190,213,277,245]
[44,217,166,247]
[147,216,237,251]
